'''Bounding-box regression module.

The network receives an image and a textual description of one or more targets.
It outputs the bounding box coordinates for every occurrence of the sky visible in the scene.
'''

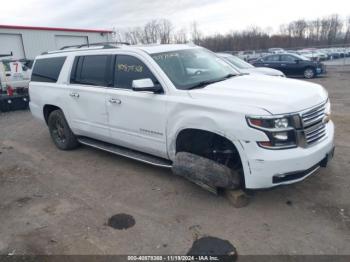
[1,0,349,35]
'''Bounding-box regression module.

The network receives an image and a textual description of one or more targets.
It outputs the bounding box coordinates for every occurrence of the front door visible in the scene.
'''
[279,54,299,75]
[105,54,168,158]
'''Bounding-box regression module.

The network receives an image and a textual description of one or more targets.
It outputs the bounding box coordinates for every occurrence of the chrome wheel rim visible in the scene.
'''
[52,118,66,143]
[304,69,314,78]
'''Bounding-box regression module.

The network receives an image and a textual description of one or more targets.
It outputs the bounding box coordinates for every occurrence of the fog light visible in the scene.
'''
[273,132,288,141]
[274,118,289,128]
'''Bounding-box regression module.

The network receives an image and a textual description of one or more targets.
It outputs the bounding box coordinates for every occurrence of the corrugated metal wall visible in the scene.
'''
[0,28,111,59]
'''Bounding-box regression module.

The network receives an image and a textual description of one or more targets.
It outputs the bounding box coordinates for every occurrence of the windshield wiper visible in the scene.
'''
[187,73,238,90]
[222,73,237,79]
[187,80,218,90]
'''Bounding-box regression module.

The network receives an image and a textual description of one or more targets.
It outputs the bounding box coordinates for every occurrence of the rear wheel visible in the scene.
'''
[48,109,79,150]
[304,68,315,79]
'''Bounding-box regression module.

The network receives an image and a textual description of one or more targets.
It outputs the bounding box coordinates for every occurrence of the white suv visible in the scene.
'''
[29,43,335,191]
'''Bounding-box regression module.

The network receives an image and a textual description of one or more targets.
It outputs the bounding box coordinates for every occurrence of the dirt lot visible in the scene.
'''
[0,66,349,255]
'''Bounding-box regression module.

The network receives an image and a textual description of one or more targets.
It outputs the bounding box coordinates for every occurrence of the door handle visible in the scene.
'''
[281,64,286,66]
[109,98,121,104]
[69,92,79,98]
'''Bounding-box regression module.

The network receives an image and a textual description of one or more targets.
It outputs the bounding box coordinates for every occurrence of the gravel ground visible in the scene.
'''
[0,66,349,255]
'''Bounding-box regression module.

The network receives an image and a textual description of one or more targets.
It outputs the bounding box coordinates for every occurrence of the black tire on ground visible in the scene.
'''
[304,67,315,79]
[48,109,79,150]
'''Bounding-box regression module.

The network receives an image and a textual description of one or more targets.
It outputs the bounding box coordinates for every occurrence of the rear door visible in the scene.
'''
[67,55,111,140]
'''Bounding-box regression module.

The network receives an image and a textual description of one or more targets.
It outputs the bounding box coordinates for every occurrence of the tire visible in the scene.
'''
[48,109,79,150]
[304,67,315,79]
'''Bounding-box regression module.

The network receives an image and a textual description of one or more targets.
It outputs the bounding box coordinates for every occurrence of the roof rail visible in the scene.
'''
[40,42,131,56]
[59,41,130,50]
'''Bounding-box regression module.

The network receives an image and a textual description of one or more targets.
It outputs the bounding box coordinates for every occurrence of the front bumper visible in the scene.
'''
[241,121,334,189]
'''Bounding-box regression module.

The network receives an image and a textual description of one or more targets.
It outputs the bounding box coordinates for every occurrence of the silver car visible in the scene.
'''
[217,53,285,77]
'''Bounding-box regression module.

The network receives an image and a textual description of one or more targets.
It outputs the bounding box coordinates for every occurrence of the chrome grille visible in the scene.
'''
[301,103,326,127]
[304,122,326,145]
[301,102,327,145]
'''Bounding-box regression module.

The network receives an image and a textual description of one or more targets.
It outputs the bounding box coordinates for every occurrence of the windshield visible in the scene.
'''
[151,48,240,90]
[223,55,254,69]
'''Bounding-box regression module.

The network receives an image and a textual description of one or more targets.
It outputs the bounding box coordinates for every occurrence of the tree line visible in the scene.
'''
[113,14,350,51]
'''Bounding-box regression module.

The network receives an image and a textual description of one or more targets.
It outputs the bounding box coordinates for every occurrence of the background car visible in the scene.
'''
[268,48,285,54]
[252,53,326,78]
[217,53,285,77]
[0,60,31,93]
[297,49,327,61]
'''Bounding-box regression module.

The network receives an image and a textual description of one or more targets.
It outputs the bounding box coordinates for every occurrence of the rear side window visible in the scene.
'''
[70,55,110,86]
[280,55,295,62]
[31,57,66,83]
[114,55,157,89]
[264,55,280,62]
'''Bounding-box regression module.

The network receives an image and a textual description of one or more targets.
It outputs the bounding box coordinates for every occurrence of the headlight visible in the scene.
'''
[247,115,298,149]
[274,118,289,128]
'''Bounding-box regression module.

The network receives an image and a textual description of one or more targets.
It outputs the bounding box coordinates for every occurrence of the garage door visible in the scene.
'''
[0,34,25,59]
[55,35,88,49]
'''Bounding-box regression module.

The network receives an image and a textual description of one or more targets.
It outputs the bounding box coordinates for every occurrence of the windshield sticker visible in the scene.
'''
[117,64,143,73]
[153,53,179,60]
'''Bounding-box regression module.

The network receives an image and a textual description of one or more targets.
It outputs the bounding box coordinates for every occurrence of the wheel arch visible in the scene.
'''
[174,127,246,187]
[43,104,61,125]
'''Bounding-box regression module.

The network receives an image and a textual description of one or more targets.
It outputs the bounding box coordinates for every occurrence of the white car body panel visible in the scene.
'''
[105,87,169,158]
[67,84,110,140]
[188,74,328,115]
[29,44,334,189]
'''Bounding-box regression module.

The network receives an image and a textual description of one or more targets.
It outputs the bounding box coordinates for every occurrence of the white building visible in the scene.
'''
[0,25,113,60]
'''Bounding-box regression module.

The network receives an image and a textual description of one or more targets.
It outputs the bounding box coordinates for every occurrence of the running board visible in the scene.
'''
[77,137,172,168]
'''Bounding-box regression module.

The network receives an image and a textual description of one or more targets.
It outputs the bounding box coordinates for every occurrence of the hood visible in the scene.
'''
[189,74,328,115]
[243,67,285,76]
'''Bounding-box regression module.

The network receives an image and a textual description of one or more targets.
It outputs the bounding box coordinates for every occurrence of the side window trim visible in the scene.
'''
[70,56,79,83]
[106,55,114,87]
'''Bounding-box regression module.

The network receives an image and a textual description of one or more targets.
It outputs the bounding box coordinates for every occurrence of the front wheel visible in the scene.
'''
[48,109,79,150]
[304,68,315,79]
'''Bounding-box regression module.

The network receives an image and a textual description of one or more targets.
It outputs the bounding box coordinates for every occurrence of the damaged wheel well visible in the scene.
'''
[176,129,243,174]
[43,104,61,124]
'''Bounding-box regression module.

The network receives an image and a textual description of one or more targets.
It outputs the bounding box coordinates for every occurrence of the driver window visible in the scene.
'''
[114,55,158,89]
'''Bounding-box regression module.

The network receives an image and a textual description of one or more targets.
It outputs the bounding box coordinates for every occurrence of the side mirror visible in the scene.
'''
[295,59,301,64]
[132,78,162,93]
